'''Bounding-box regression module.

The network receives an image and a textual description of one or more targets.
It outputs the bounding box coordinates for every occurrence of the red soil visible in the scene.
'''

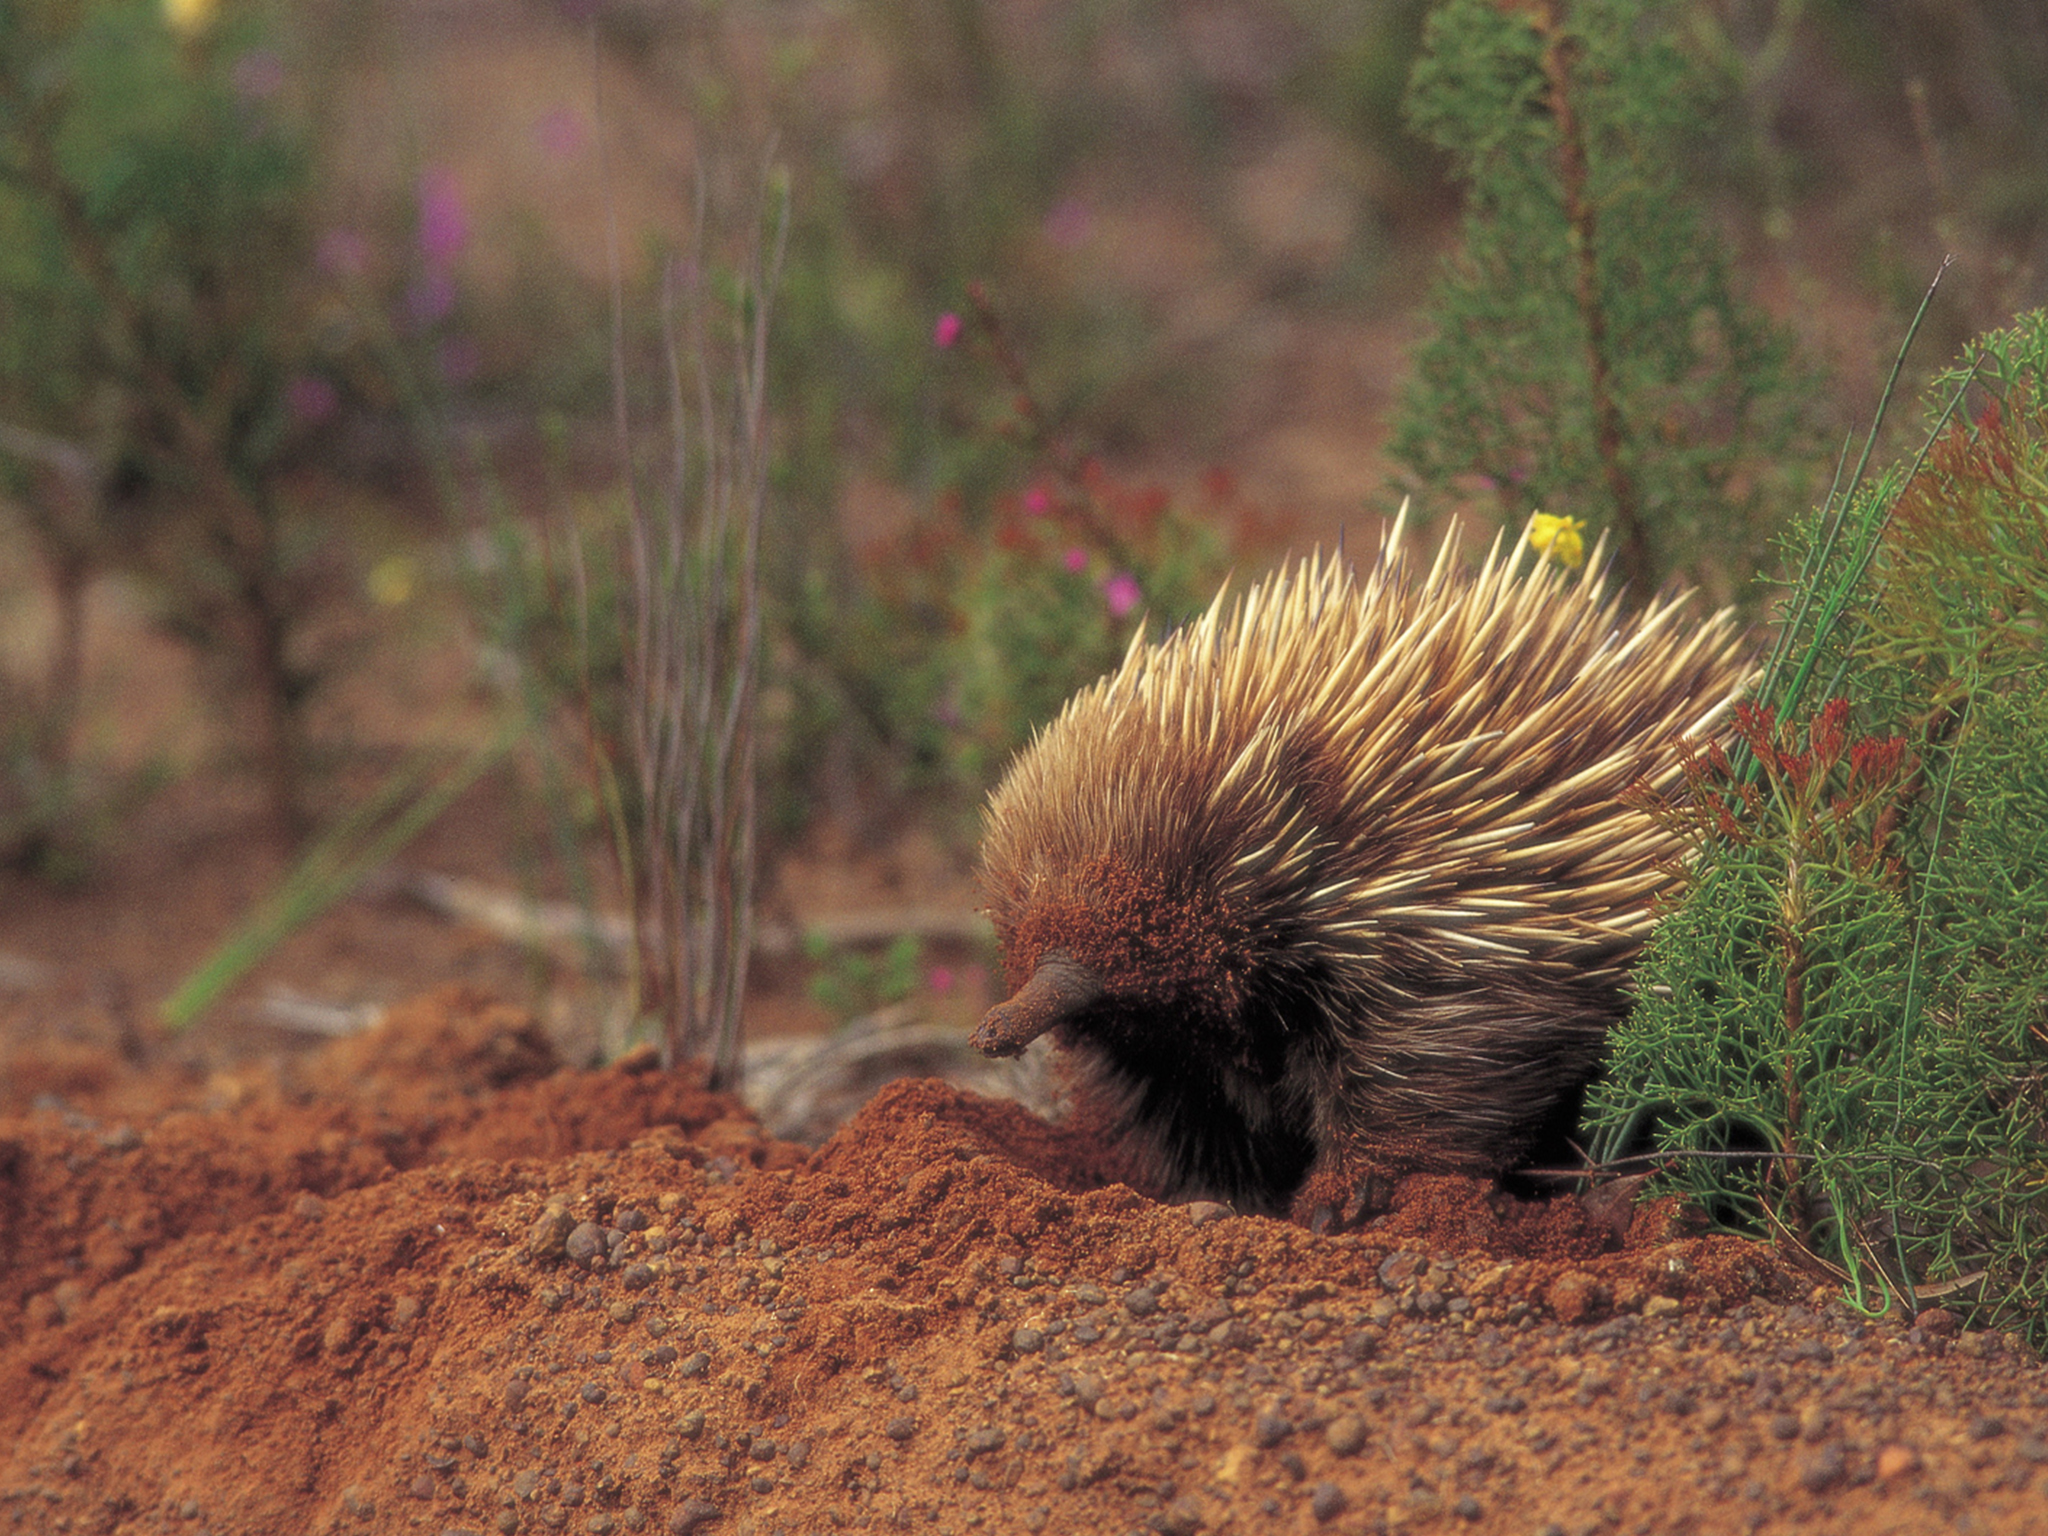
[3,987,2043,1536]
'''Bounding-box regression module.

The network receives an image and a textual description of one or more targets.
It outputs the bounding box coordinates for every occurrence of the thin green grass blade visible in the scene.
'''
[160,730,517,1031]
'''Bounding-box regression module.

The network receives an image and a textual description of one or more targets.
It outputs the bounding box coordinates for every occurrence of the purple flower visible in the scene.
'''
[1103,571,1140,619]
[317,228,368,279]
[1042,197,1093,250]
[1022,484,1052,517]
[417,168,468,269]
[1063,546,1088,574]
[285,374,337,424]
[231,49,285,102]
[932,311,962,349]
[535,106,589,161]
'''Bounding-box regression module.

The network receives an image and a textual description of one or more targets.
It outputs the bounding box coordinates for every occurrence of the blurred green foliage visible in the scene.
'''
[6,0,2048,887]
[1391,0,1827,600]
[803,930,924,1023]
[1592,309,2048,1344]
[0,0,359,842]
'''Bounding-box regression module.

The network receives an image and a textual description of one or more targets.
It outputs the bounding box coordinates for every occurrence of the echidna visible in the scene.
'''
[971,511,1752,1225]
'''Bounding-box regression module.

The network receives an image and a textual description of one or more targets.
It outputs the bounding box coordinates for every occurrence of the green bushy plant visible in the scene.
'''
[1591,308,2048,1342]
[0,0,356,841]
[1391,0,1824,598]
[793,290,1252,832]
[803,931,924,1023]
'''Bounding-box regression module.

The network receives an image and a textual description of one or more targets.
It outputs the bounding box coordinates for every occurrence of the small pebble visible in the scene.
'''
[884,1416,917,1441]
[565,1222,606,1268]
[1011,1328,1045,1355]
[668,1498,719,1535]
[1800,1443,1846,1493]
[1309,1482,1346,1522]
[1377,1252,1422,1287]
[1252,1410,1292,1448]
[1324,1414,1367,1457]
[526,1207,576,1261]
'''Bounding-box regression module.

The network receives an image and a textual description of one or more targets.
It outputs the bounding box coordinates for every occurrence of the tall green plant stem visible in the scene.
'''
[1533,1,1650,593]
[1776,851,1812,1243]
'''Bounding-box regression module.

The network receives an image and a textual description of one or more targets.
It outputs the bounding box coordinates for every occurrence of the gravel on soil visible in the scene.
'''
[1,987,2043,1535]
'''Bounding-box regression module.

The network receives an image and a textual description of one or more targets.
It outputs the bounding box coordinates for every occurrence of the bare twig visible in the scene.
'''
[385,868,993,967]
[598,63,789,1085]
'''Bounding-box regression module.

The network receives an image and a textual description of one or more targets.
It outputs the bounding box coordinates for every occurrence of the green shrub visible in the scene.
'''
[1591,308,2048,1343]
[1391,0,1823,598]
[0,0,355,840]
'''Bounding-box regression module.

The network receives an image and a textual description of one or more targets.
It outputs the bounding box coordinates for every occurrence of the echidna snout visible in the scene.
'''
[973,513,1752,1223]
[969,953,1102,1058]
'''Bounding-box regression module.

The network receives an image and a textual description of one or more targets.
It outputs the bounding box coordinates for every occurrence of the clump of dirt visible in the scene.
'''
[2,988,2043,1536]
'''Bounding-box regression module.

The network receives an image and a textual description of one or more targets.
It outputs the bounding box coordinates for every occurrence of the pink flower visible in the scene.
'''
[932,311,963,349]
[1063,546,1088,574]
[1022,484,1052,517]
[417,168,468,269]
[1103,571,1140,619]
[927,966,956,995]
[285,375,337,424]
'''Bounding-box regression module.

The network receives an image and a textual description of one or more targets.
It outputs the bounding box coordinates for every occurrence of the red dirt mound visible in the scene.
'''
[2,989,2043,1536]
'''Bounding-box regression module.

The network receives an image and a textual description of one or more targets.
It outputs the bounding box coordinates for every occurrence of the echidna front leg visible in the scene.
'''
[1286,985,1613,1231]
[1289,1155,1399,1234]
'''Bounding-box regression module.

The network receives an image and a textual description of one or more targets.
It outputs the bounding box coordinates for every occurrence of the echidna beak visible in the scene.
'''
[971,953,1104,1057]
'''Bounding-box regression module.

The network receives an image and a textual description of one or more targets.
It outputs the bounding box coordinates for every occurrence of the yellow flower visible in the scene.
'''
[163,0,220,35]
[366,554,418,608]
[1527,511,1587,570]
